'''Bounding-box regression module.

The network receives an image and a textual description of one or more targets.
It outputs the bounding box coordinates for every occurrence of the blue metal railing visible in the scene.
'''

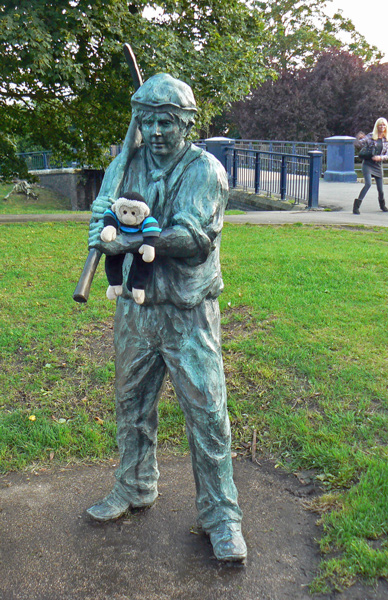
[17,151,79,170]
[16,141,322,207]
[233,139,327,174]
[226,148,322,207]
[18,140,327,173]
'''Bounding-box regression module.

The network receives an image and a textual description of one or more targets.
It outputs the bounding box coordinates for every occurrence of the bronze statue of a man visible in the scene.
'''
[87,73,247,562]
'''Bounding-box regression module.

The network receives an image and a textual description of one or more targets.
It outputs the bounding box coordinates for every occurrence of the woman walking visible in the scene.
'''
[353,118,388,215]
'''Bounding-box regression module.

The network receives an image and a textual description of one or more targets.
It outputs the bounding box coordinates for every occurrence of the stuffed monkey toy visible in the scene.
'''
[100,191,161,304]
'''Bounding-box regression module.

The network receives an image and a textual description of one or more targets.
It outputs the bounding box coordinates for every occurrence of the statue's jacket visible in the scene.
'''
[119,142,229,309]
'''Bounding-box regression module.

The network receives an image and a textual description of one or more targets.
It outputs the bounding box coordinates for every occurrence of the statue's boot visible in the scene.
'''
[208,521,247,562]
[86,486,132,521]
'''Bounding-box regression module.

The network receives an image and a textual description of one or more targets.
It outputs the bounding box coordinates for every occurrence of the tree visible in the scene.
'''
[0,0,269,166]
[254,0,382,71]
[0,135,30,181]
[351,63,388,134]
[301,50,365,136]
[230,51,374,142]
[209,0,382,138]
[230,68,324,141]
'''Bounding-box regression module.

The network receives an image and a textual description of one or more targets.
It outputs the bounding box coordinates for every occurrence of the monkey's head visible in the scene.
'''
[111,193,150,226]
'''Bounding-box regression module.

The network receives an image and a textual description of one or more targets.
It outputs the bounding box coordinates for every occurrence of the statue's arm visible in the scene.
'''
[89,226,197,257]
[89,231,143,255]
[89,154,227,260]
[152,157,228,261]
[153,226,198,257]
[91,117,141,217]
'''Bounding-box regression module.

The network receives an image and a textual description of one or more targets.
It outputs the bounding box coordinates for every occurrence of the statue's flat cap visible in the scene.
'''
[131,73,197,114]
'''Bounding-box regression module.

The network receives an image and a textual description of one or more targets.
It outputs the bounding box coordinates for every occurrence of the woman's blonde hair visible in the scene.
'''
[372,118,388,140]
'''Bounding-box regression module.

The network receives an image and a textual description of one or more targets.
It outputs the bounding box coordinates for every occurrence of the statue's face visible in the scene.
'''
[140,112,186,157]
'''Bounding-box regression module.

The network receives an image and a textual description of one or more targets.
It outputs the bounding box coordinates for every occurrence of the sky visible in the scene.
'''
[328,0,388,62]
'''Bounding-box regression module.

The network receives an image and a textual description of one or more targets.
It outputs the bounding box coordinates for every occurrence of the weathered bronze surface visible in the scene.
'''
[86,72,246,562]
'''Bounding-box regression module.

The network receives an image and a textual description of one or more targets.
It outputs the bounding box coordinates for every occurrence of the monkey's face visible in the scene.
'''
[113,198,150,226]
[118,204,144,226]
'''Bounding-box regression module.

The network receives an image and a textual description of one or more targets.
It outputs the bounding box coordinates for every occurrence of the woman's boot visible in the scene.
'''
[378,195,388,212]
[353,198,362,214]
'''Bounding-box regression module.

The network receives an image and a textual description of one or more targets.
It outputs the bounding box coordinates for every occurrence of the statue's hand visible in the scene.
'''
[91,195,112,218]
[88,217,104,249]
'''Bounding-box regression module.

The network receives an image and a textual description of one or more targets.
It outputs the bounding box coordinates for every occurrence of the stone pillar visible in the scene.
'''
[308,151,323,208]
[323,136,357,182]
[205,137,235,171]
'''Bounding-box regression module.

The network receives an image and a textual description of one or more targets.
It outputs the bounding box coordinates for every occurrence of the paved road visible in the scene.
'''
[0,212,91,223]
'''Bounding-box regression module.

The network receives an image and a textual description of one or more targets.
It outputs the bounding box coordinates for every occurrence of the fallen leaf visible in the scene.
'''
[28,415,36,421]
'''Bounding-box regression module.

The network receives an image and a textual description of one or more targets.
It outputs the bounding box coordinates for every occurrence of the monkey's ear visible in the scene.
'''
[111,202,117,213]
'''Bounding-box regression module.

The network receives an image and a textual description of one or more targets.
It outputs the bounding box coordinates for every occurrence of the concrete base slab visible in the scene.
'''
[1,455,388,600]
[323,171,358,182]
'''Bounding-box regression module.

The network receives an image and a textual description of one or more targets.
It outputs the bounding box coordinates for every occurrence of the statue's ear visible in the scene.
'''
[111,202,117,213]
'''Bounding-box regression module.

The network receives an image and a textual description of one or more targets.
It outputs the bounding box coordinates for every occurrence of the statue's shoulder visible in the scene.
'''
[186,144,228,187]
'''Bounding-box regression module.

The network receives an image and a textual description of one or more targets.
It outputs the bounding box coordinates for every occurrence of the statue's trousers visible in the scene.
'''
[113,296,242,531]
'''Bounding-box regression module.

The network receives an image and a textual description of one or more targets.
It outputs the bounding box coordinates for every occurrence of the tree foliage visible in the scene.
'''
[0,135,30,181]
[1,0,383,169]
[0,0,268,166]
[351,63,388,134]
[210,0,382,138]
[254,0,383,71]
[230,51,388,142]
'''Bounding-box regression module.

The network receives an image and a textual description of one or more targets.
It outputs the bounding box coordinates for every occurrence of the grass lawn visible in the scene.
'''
[1,216,388,592]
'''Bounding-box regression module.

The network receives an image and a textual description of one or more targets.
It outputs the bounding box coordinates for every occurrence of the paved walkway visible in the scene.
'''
[225,180,388,228]
[1,181,388,228]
